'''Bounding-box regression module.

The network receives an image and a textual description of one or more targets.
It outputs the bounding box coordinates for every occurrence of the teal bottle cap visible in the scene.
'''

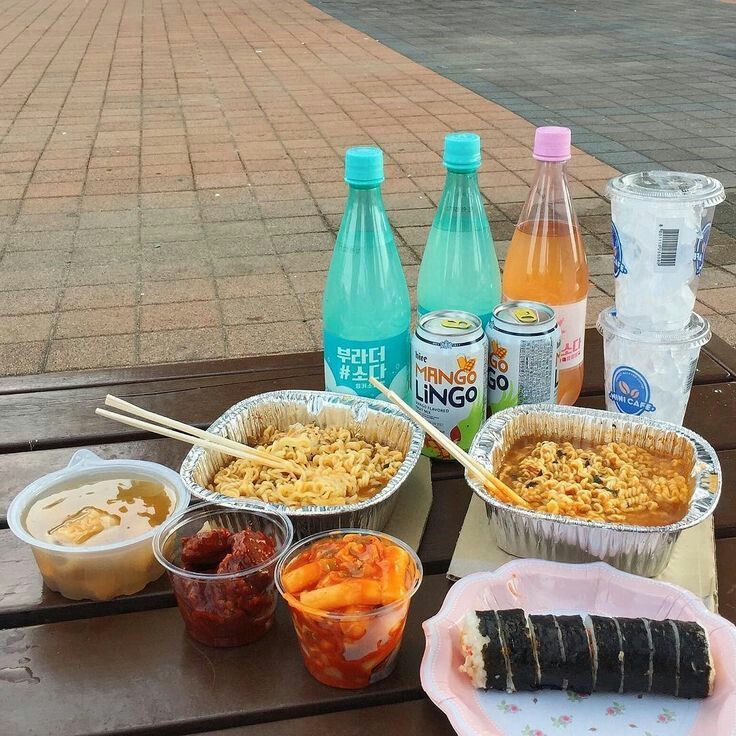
[344,146,384,187]
[443,132,481,171]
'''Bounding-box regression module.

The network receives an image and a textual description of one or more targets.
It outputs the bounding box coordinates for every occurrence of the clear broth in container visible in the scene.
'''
[498,436,693,526]
[25,477,173,546]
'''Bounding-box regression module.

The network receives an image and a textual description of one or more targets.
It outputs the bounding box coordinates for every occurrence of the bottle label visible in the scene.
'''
[324,331,409,398]
[418,304,494,329]
[553,300,586,369]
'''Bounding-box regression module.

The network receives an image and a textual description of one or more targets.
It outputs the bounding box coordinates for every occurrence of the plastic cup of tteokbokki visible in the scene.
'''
[153,502,293,647]
[275,529,423,689]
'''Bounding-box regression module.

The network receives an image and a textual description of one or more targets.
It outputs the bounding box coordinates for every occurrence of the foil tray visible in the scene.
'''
[466,404,721,577]
[179,390,424,539]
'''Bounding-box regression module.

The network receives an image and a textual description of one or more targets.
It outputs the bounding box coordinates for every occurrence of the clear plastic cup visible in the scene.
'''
[276,529,423,689]
[7,450,190,601]
[597,307,711,426]
[608,171,725,330]
[154,502,293,647]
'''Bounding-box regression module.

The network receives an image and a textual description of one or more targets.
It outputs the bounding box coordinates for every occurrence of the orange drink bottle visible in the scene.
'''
[502,127,588,405]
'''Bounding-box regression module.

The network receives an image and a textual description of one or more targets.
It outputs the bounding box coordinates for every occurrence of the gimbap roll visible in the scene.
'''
[675,621,713,698]
[617,617,652,693]
[556,615,594,694]
[458,608,714,699]
[530,614,565,689]
[497,609,537,691]
[588,615,623,693]
[459,611,508,691]
[648,619,678,697]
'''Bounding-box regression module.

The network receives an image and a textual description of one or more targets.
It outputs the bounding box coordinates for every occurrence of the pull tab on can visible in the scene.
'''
[440,318,472,331]
[512,307,539,324]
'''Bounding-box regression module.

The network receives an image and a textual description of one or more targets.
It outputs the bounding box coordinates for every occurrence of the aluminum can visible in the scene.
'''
[412,310,488,459]
[486,301,560,413]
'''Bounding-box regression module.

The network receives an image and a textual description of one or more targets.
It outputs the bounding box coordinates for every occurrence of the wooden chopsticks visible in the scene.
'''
[95,395,301,475]
[368,377,528,508]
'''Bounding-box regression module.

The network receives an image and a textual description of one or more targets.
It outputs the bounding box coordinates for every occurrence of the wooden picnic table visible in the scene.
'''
[1,327,735,736]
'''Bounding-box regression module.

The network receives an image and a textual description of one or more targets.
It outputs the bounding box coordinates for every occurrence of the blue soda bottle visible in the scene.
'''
[323,147,411,398]
[416,132,501,328]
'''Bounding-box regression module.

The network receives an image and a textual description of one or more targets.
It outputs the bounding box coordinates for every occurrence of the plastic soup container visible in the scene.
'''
[154,503,293,647]
[7,450,190,601]
[608,171,724,330]
[276,529,423,689]
[597,307,711,426]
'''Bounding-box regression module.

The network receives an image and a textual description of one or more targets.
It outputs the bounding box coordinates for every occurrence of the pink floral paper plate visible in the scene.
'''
[421,559,736,736]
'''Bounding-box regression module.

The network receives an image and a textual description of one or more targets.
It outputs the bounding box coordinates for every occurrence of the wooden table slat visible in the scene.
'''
[0,473,467,628]
[699,333,736,380]
[1,330,729,399]
[0,438,190,527]
[200,699,454,736]
[3,536,736,736]
[0,353,324,396]
[0,332,735,736]
[4,445,733,631]
[581,329,730,396]
[577,381,736,450]
[0,575,448,736]
[1,373,733,457]
[0,367,325,453]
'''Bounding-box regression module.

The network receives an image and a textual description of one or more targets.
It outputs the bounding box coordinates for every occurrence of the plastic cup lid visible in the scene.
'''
[7,450,190,554]
[596,307,711,347]
[607,170,725,208]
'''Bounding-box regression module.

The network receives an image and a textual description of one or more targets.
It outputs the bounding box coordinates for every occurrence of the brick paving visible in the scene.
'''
[0,0,732,375]
[315,0,736,182]
[313,0,736,347]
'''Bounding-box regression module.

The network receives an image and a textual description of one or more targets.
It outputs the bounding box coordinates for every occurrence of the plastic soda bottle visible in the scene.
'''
[417,132,501,328]
[502,127,589,405]
[323,146,411,399]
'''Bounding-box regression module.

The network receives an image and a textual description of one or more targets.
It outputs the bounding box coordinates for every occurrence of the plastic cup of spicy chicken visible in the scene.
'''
[275,529,423,689]
[153,502,293,647]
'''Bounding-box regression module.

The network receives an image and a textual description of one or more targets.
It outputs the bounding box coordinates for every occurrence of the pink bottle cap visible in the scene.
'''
[533,126,571,162]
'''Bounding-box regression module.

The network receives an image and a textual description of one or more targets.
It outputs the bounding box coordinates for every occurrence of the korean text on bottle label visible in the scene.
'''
[553,299,586,369]
[324,331,409,398]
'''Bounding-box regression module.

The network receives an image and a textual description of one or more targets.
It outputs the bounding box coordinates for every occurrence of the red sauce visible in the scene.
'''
[171,527,277,647]
[280,533,419,688]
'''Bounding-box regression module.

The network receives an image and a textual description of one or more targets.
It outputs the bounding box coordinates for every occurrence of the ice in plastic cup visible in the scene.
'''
[7,450,190,601]
[153,502,293,647]
[597,307,711,426]
[276,529,423,689]
[607,171,725,331]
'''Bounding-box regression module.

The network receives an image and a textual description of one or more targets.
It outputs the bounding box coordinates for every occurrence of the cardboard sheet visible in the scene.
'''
[448,495,718,611]
[385,456,433,551]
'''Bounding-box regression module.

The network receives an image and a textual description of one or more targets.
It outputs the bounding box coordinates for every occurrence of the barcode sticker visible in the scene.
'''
[651,216,693,273]
[657,227,680,268]
[685,357,698,393]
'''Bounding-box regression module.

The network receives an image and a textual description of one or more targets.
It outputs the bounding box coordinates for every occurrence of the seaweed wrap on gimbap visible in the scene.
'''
[530,614,565,689]
[617,617,652,693]
[587,615,623,693]
[675,621,713,698]
[648,619,679,697]
[459,611,508,691]
[497,609,538,691]
[556,615,594,694]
